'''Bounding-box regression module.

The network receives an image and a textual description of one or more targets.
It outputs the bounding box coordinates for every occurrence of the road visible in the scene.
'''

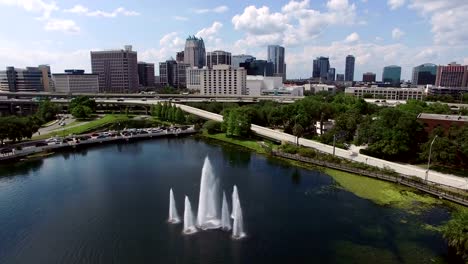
[172,102,468,190]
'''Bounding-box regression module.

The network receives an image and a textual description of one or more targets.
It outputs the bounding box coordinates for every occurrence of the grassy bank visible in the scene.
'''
[32,115,131,140]
[199,130,455,212]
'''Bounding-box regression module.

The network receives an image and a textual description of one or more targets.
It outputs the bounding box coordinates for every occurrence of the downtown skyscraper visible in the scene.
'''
[184,36,206,68]
[90,45,138,93]
[345,55,355,82]
[267,45,286,81]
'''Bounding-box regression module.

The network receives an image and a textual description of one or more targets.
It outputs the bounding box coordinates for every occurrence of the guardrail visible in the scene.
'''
[272,151,468,206]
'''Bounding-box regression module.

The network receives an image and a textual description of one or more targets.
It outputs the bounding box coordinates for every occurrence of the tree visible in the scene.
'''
[223,108,251,138]
[36,99,60,122]
[71,105,93,119]
[442,210,468,262]
[203,120,221,134]
[292,123,304,145]
[175,108,185,124]
[69,96,96,118]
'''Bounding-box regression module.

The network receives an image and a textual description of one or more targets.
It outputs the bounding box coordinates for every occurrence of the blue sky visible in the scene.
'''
[0,0,467,80]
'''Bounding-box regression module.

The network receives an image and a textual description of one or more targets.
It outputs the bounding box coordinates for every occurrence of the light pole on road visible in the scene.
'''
[425,135,438,182]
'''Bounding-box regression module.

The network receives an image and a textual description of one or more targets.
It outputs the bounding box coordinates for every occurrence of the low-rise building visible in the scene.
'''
[345,87,424,100]
[187,65,247,96]
[246,76,283,96]
[417,113,468,134]
[262,85,304,96]
[426,85,468,99]
[304,84,336,94]
[53,70,99,93]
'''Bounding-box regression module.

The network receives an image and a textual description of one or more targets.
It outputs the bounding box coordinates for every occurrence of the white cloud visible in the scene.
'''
[196,22,223,39]
[173,16,188,21]
[344,32,360,43]
[194,5,228,14]
[392,28,405,40]
[0,0,58,19]
[44,18,80,34]
[64,5,140,17]
[388,0,405,10]
[375,36,384,42]
[410,0,468,45]
[232,0,357,47]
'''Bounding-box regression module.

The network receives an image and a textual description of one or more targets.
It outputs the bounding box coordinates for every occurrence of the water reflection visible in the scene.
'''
[291,169,301,185]
[221,146,251,168]
[0,159,44,178]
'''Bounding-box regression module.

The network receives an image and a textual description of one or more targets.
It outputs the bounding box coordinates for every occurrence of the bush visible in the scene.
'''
[298,148,317,158]
[203,120,221,134]
[280,143,300,154]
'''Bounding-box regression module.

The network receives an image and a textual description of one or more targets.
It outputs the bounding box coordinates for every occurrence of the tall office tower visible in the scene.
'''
[0,66,44,92]
[159,59,190,88]
[232,54,256,68]
[336,74,345,82]
[137,62,155,87]
[382,65,402,86]
[239,59,274,76]
[327,68,336,82]
[206,50,232,68]
[412,63,437,86]
[38,65,54,92]
[53,70,99,93]
[345,55,355,82]
[176,51,185,63]
[312,57,330,80]
[267,45,286,81]
[187,65,247,95]
[435,62,468,87]
[362,72,376,83]
[184,36,206,68]
[90,45,138,93]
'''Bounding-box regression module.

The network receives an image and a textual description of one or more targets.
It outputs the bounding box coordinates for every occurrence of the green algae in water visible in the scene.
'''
[325,169,444,212]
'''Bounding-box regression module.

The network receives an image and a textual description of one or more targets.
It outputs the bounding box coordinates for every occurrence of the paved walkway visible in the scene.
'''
[173,103,468,190]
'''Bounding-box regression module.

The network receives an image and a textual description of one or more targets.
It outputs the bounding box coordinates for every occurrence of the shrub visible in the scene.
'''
[298,148,317,158]
[203,120,222,134]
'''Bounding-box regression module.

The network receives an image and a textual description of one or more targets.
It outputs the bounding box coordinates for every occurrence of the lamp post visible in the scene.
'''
[425,135,438,182]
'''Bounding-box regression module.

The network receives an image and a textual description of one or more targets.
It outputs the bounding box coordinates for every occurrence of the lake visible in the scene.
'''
[0,138,454,263]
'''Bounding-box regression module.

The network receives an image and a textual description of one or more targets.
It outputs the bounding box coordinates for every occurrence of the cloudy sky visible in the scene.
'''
[0,0,467,80]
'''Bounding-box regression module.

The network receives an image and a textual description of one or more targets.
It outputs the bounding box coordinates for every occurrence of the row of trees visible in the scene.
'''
[150,102,186,124]
[0,116,42,144]
[192,93,468,168]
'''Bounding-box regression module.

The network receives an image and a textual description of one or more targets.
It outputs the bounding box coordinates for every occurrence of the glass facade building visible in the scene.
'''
[345,55,355,82]
[0,66,44,92]
[412,63,437,86]
[267,45,286,81]
[382,65,402,86]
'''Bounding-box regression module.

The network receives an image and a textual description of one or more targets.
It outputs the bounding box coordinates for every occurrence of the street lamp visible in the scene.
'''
[425,135,438,182]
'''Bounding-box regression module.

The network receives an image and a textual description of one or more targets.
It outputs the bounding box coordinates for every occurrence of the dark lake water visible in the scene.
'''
[0,138,454,264]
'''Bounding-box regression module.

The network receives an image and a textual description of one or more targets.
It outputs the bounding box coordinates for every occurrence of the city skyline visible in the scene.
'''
[0,0,467,80]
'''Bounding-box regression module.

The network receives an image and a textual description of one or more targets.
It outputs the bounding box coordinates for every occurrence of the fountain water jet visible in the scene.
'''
[197,157,221,229]
[221,191,232,231]
[232,187,246,239]
[183,196,197,234]
[168,188,181,224]
[231,185,239,219]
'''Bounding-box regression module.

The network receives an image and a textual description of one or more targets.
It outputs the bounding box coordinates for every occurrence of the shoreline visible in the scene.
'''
[199,131,467,211]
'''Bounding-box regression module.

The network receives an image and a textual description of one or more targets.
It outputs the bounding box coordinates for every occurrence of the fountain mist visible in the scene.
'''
[197,157,221,229]
[183,196,197,234]
[168,188,181,224]
[221,191,232,231]
[232,187,246,239]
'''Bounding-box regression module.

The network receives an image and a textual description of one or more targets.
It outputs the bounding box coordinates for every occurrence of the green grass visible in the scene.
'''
[32,115,131,140]
[201,131,267,154]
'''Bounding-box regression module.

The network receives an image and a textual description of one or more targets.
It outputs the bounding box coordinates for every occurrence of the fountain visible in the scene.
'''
[197,157,221,229]
[231,185,239,219]
[183,196,197,234]
[221,191,232,231]
[232,187,246,239]
[168,188,181,224]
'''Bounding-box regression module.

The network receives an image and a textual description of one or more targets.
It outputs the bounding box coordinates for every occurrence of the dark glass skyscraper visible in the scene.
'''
[382,65,402,86]
[345,55,355,82]
[239,59,274,76]
[137,62,155,87]
[184,36,206,68]
[267,45,286,81]
[412,63,437,86]
[312,57,330,80]
[206,50,232,68]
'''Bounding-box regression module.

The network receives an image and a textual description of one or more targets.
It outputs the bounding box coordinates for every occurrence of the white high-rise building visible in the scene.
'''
[53,70,99,93]
[187,65,247,95]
